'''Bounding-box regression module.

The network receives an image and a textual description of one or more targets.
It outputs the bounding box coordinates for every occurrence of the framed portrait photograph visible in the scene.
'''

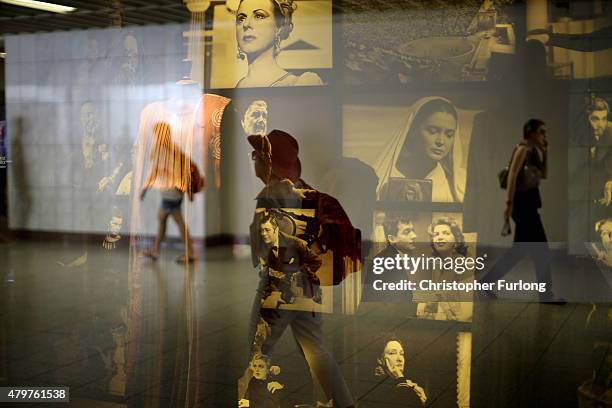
[210,0,332,88]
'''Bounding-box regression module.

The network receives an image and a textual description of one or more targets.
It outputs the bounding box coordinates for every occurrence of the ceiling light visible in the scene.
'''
[0,0,76,14]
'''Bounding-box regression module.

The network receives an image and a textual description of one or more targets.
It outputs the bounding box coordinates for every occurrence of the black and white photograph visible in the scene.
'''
[568,92,612,251]
[334,318,473,407]
[363,210,475,322]
[344,95,481,203]
[251,207,333,313]
[526,0,612,79]
[414,213,476,323]
[210,0,332,88]
[343,0,518,83]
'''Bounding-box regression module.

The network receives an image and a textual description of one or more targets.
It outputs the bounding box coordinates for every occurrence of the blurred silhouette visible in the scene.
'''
[479,119,564,303]
[319,157,378,253]
[245,129,358,408]
[10,117,31,229]
[139,121,200,262]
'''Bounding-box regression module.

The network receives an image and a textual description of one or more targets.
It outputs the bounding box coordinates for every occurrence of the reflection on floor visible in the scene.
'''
[0,240,607,407]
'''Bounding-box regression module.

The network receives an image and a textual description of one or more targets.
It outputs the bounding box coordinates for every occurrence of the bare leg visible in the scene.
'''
[170,210,195,260]
[152,208,169,256]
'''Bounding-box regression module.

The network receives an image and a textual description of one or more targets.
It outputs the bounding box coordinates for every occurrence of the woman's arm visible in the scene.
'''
[505,145,528,218]
[139,187,149,201]
[540,145,548,179]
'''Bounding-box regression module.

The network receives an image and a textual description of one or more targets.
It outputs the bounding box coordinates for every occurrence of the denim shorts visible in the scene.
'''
[161,197,183,213]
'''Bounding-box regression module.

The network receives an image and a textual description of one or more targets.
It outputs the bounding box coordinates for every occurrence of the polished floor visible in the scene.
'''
[0,238,608,407]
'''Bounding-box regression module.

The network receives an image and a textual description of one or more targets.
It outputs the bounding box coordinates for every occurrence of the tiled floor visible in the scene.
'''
[0,239,609,407]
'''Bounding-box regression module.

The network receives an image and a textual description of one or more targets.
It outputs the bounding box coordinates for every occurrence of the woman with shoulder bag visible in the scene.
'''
[480,119,565,304]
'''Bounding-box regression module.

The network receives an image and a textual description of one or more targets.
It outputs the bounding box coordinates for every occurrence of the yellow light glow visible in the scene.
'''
[1,0,76,14]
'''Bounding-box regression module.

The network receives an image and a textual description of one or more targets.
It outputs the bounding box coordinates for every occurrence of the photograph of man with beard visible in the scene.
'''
[242,100,269,137]
[245,129,357,408]
[362,212,419,302]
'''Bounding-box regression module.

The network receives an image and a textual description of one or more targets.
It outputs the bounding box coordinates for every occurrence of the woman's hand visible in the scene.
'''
[412,383,427,404]
[399,380,428,405]
[267,381,284,394]
[504,201,513,220]
[385,356,403,379]
[238,398,250,407]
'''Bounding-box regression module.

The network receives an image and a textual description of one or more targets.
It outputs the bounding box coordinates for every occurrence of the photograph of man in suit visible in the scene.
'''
[256,211,322,307]
[244,130,356,408]
[585,97,612,205]
[362,213,418,302]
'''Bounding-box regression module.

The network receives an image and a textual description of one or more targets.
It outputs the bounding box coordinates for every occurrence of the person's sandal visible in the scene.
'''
[140,249,158,260]
[176,254,196,263]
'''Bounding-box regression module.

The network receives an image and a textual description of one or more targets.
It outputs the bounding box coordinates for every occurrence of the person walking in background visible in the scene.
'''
[479,119,565,304]
[139,121,201,263]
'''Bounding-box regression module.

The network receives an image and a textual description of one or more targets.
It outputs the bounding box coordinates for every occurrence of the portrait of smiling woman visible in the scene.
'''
[429,216,468,258]
[235,0,324,87]
[375,97,467,202]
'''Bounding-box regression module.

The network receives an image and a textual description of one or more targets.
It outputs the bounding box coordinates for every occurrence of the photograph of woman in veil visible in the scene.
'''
[375,97,466,203]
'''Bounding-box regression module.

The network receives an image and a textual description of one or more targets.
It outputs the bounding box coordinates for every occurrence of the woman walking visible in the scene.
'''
[479,119,564,304]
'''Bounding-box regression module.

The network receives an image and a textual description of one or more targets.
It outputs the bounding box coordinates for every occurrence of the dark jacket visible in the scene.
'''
[252,179,361,286]
[252,230,322,304]
[245,378,281,408]
[514,144,546,212]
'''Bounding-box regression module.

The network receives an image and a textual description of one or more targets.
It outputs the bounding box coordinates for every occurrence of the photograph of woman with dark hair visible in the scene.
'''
[417,216,473,322]
[429,216,468,258]
[374,337,427,406]
[235,0,324,88]
[375,97,465,202]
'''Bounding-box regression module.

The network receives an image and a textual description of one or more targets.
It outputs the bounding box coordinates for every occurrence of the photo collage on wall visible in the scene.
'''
[342,90,492,323]
[6,1,612,406]
[199,0,612,406]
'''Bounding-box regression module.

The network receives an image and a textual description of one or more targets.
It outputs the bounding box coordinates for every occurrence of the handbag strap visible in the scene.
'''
[506,144,519,169]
